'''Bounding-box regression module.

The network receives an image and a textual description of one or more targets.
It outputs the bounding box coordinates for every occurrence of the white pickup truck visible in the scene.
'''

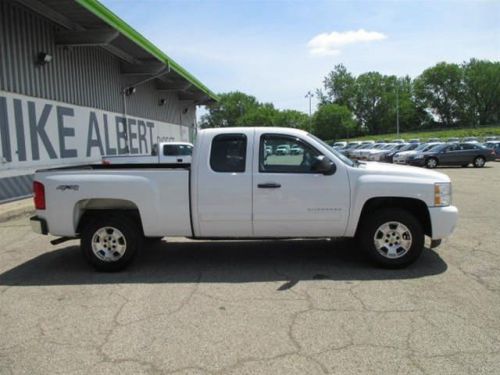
[30,127,458,271]
[102,142,193,165]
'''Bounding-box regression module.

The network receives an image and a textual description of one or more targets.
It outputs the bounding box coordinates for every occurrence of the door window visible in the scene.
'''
[163,144,193,156]
[210,134,247,172]
[259,134,321,173]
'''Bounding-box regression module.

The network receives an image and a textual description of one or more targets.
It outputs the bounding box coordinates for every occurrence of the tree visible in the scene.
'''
[199,91,259,128]
[462,59,500,127]
[238,103,277,127]
[318,64,356,110]
[312,104,356,140]
[414,62,465,127]
[274,110,310,131]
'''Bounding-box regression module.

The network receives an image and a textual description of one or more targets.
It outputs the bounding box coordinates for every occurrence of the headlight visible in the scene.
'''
[434,182,451,206]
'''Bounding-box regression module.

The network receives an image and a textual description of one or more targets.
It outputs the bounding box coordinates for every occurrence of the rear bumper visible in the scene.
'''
[30,216,48,235]
[428,205,458,240]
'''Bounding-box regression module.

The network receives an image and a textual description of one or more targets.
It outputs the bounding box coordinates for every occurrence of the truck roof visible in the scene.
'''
[199,127,308,136]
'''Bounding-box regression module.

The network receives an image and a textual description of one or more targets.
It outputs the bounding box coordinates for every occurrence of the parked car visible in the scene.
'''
[393,139,405,144]
[407,143,496,168]
[462,137,479,144]
[290,145,304,155]
[370,143,409,162]
[446,137,460,143]
[275,144,291,155]
[484,136,498,142]
[383,143,420,163]
[358,143,388,160]
[393,143,443,164]
[483,141,500,159]
[409,139,420,143]
[428,138,440,142]
[102,142,193,165]
[31,126,458,271]
[332,141,347,148]
[350,144,378,159]
[366,144,399,161]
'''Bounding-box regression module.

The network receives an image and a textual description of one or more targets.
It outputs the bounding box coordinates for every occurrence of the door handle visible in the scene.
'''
[257,183,281,188]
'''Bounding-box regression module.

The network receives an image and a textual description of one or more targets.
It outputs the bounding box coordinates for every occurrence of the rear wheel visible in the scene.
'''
[358,208,424,268]
[425,157,438,169]
[81,214,142,271]
[473,156,485,168]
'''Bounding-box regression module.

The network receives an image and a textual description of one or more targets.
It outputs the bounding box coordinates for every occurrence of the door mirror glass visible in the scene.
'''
[311,156,336,175]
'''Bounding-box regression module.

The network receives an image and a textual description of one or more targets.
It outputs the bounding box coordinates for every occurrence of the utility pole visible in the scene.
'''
[305,91,314,127]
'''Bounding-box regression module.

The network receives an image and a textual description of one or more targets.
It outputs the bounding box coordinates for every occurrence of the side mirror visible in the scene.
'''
[312,156,336,175]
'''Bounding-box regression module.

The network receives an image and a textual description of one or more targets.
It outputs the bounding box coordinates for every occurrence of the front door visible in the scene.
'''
[252,132,350,237]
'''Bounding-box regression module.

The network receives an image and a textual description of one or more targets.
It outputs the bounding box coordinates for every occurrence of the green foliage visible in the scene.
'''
[200,92,310,130]
[414,62,465,127]
[201,59,500,141]
[313,104,356,140]
[340,124,500,142]
[463,59,500,127]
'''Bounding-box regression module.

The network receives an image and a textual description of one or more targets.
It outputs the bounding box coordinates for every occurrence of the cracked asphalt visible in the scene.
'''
[1,163,500,374]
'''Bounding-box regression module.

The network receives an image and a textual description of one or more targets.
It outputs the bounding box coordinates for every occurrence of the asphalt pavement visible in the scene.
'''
[1,163,500,374]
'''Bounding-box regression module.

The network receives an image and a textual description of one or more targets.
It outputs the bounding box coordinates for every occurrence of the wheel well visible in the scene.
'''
[357,197,432,237]
[75,199,144,235]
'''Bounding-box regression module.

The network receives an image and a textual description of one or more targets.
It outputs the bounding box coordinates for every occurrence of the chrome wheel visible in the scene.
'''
[474,157,485,167]
[426,158,437,168]
[91,226,127,262]
[373,221,412,259]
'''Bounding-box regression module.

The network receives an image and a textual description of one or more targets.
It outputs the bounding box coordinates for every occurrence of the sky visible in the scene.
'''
[101,0,500,114]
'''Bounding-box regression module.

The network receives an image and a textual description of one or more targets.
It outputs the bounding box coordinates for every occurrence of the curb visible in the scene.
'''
[0,198,35,223]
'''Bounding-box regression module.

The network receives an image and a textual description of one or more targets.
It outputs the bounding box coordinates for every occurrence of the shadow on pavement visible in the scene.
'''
[0,239,447,287]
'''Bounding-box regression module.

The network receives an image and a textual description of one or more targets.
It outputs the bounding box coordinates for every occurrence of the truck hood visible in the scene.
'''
[356,161,450,182]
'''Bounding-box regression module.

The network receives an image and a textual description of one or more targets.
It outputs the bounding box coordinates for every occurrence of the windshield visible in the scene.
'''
[415,143,432,151]
[307,133,355,167]
[425,143,445,152]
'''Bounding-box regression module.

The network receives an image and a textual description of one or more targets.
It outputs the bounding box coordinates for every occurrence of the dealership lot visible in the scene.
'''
[1,164,500,374]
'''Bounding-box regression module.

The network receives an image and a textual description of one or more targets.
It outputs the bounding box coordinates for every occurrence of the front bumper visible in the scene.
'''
[428,205,458,240]
[407,158,426,166]
[30,216,48,235]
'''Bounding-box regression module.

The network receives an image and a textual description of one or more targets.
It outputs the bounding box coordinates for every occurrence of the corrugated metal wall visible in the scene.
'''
[0,0,196,124]
[0,0,197,202]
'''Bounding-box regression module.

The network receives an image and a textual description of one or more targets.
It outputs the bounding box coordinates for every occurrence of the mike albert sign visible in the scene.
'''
[0,91,189,170]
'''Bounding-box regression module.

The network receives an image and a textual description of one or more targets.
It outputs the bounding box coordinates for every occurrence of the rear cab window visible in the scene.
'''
[210,134,247,172]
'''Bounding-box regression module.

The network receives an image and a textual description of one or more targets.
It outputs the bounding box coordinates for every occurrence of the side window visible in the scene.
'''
[210,134,247,173]
[259,134,321,173]
[163,144,193,156]
[460,144,474,150]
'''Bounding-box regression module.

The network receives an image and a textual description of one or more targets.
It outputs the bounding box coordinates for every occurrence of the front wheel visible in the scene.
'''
[358,208,424,268]
[81,215,142,272]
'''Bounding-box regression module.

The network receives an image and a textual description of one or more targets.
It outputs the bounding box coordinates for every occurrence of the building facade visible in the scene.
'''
[0,0,217,201]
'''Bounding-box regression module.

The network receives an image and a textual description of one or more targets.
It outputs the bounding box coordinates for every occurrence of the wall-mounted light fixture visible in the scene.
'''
[159,98,167,106]
[37,52,52,66]
[123,87,136,96]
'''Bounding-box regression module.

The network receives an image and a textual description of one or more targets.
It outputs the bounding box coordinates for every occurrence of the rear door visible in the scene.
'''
[195,130,253,237]
[252,131,350,237]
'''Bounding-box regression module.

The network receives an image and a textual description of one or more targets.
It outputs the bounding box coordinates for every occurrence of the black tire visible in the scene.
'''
[473,156,486,168]
[425,157,438,169]
[358,208,424,268]
[80,214,142,272]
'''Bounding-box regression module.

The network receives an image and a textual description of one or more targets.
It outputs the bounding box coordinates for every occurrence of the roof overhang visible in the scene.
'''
[14,0,218,105]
